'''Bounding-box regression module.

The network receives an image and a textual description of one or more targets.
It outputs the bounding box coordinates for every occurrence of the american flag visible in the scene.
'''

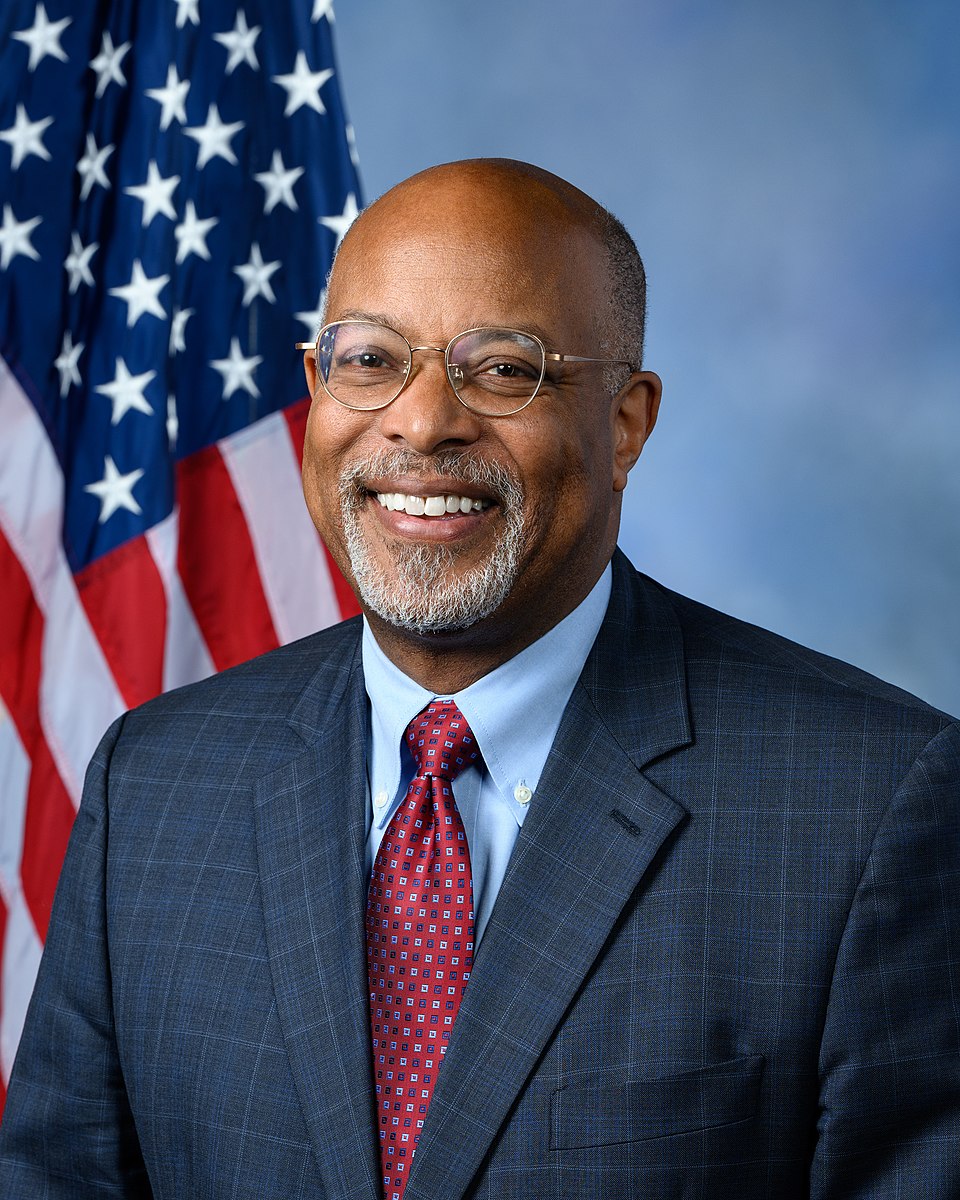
[0,0,361,1112]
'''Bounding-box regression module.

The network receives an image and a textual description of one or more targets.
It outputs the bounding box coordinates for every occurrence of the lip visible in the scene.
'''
[363,475,495,504]
[364,490,498,543]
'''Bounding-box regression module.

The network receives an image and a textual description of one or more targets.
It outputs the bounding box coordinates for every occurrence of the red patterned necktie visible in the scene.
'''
[366,700,479,1200]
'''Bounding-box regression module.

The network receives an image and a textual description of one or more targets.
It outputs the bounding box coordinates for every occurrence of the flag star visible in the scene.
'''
[174,201,217,263]
[85,455,144,523]
[108,259,169,327]
[294,289,327,338]
[319,192,359,251]
[166,395,178,448]
[0,205,41,269]
[0,104,53,170]
[12,3,71,72]
[312,0,335,20]
[272,52,334,117]
[210,337,262,399]
[77,133,113,200]
[169,305,194,354]
[64,232,98,292]
[54,331,83,397]
[214,10,260,74]
[94,357,156,423]
[185,103,244,168]
[254,150,304,214]
[145,64,190,130]
[234,242,280,306]
[124,161,179,227]
[173,0,200,30]
[89,30,130,98]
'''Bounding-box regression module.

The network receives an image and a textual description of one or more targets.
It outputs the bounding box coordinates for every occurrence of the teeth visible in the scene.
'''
[374,491,491,517]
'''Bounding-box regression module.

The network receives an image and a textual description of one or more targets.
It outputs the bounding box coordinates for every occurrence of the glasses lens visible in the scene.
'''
[317,321,410,409]
[447,329,545,415]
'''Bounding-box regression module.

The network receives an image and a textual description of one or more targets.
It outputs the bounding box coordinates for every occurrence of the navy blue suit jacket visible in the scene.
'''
[2,552,959,1197]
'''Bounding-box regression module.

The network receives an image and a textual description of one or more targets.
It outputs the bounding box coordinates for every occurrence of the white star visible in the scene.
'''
[12,4,71,72]
[272,52,334,117]
[108,259,169,327]
[85,455,144,523]
[169,306,194,354]
[234,242,281,306]
[174,201,217,264]
[54,331,83,397]
[210,337,262,400]
[166,395,178,448]
[319,192,359,251]
[311,0,335,20]
[89,30,130,98]
[173,0,199,30]
[185,103,244,169]
[64,232,98,292]
[0,205,41,269]
[77,133,113,201]
[0,104,53,170]
[94,357,156,424]
[124,161,179,227]
[214,10,260,74]
[294,289,327,338]
[145,64,190,130]
[254,150,304,215]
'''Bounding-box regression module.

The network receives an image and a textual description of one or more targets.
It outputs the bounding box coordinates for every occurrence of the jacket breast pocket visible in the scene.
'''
[549,1054,764,1149]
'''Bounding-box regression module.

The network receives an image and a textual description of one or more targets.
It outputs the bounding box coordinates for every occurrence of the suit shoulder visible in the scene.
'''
[122,615,363,733]
[635,568,955,729]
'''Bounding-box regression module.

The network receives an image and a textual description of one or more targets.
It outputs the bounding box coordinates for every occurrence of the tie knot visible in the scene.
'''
[406,700,480,782]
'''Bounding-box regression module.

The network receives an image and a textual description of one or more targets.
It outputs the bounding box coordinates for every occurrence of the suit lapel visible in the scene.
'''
[253,630,381,1200]
[406,555,693,1200]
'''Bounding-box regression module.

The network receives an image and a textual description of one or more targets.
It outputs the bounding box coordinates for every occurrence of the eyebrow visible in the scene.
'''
[333,310,562,351]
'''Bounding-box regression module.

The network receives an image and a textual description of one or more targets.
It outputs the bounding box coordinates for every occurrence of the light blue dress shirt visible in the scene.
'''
[361,563,612,945]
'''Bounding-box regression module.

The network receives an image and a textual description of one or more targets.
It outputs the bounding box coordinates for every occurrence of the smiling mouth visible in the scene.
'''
[372,491,493,517]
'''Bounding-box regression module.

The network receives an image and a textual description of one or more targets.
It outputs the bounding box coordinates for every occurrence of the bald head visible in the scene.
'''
[333,158,648,378]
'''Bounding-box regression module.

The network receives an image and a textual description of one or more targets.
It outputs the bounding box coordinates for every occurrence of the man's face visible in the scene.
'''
[301,169,658,656]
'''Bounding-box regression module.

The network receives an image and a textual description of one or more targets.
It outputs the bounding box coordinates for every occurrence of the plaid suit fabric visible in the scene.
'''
[1,551,958,1199]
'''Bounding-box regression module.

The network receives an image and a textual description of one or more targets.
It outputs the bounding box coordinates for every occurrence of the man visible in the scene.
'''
[1,159,958,1198]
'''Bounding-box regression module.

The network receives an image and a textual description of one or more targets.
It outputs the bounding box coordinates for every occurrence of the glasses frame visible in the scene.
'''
[295,320,635,416]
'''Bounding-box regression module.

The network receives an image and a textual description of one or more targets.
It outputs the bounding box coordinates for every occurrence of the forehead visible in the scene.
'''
[326,176,610,346]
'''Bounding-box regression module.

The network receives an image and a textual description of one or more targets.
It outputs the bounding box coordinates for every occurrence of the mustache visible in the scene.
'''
[338,450,524,509]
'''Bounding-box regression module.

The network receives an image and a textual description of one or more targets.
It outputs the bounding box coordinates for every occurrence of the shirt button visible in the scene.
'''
[514,783,532,806]
[374,789,389,809]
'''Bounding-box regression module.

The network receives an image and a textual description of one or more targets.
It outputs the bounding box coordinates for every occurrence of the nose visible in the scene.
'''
[377,346,482,455]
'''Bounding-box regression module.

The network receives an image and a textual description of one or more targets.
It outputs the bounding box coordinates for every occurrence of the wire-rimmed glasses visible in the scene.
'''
[295,320,634,417]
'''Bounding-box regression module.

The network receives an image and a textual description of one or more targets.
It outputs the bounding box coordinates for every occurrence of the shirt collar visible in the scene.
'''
[361,563,612,820]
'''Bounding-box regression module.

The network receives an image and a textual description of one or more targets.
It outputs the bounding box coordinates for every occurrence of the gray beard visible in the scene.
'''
[338,450,525,634]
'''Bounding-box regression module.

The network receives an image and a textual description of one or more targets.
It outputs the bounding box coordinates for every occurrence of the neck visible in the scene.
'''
[363,569,608,693]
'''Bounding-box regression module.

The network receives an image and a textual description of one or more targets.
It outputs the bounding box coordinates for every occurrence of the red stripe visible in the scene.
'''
[176,444,279,671]
[282,400,361,621]
[0,526,76,940]
[75,534,167,709]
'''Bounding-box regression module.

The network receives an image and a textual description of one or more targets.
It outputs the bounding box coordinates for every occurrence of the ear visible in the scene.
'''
[611,371,661,492]
[302,348,319,397]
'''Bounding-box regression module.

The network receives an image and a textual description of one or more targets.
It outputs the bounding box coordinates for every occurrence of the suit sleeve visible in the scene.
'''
[811,720,960,1198]
[0,715,153,1198]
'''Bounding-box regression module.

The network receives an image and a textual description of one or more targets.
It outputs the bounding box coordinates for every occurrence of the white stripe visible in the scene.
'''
[145,509,217,692]
[0,703,43,1084]
[219,412,341,644]
[0,359,125,801]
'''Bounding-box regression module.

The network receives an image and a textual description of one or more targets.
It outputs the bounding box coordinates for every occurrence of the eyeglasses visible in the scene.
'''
[295,320,634,416]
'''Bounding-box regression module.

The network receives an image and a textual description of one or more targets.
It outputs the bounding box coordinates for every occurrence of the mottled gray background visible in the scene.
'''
[333,0,959,714]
